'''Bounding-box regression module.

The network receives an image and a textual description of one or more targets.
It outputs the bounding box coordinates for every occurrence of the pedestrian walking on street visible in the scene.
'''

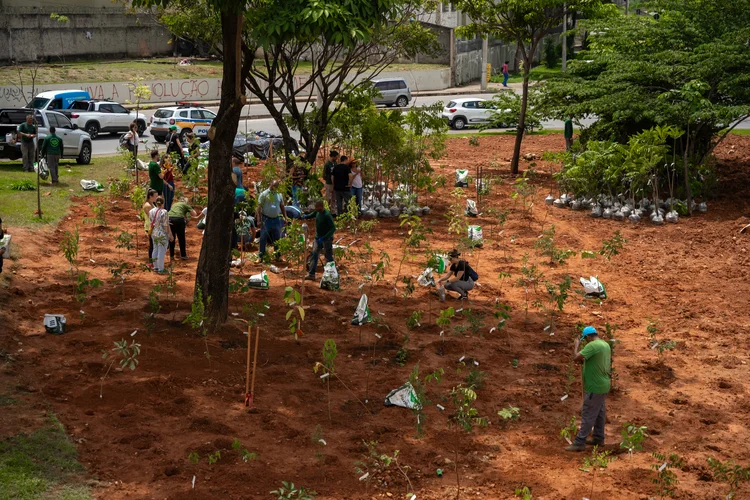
[256,180,287,261]
[41,126,63,184]
[566,326,612,451]
[324,150,338,210]
[437,249,476,301]
[304,200,336,280]
[564,114,574,151]
[17,114,37,173]
[502,60,510,87]
[333,155,351,215]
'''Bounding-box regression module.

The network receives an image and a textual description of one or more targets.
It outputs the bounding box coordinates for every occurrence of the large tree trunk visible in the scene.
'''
[510,53,531,175]
[195,11,245,327]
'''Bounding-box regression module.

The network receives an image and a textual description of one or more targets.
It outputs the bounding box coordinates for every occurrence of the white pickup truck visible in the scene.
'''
[59,100,148,139]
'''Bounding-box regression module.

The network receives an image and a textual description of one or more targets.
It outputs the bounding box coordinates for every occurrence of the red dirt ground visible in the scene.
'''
[2,134,750,500]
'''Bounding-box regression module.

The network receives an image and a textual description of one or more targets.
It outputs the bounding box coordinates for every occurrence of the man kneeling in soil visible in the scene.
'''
[567,326,611,451]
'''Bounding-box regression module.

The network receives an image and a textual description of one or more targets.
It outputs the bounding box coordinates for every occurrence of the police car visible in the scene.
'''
[149,103,216,143]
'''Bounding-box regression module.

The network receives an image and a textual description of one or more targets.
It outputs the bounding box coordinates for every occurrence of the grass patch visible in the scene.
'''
[0,414,91,500]
[728,129,750,136]
[455,129,566,137]
[0,155,138,227]
[1,58,448,86]
[0,394,17,406]
[491,64,562,84]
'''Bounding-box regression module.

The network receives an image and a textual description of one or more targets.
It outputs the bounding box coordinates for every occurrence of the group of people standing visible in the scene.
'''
[324,151,363,215]
[17,114,64,183]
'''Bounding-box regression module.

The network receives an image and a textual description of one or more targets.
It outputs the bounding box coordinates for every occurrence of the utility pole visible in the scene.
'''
[561,3,567,72]
[480,36,488,91]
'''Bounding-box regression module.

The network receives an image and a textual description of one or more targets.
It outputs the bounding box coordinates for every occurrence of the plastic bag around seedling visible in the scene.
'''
[545,194,554,206]
[320,261,340,291]
[579,276,607,299]
[384,382,422,410]
[44,314,66,335]
[417,268,435,287]
[466,199,478,217]
[247,270,269,290]
[196,217,206,229]
[455,169,469,187]
[351,294,372,326]
[590,205,602,218]
[35,159,49,181]
[468,225,483,244]
[665,211,679,223]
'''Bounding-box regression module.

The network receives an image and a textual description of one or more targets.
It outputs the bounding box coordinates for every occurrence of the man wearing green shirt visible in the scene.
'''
[17,114,37,173]
[168,199,197,260]
[148,150,164,195]
[41,126,64,184]
[564,114,574,151]
[567,325,611,451]
[304,200,335,280]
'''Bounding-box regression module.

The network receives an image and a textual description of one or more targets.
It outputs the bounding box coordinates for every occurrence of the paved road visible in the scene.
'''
[90,92,744,156]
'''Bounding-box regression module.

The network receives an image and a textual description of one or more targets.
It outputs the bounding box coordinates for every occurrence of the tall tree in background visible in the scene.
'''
[157,0,439,169]
[135,0,249,326]
[453,0,604,175]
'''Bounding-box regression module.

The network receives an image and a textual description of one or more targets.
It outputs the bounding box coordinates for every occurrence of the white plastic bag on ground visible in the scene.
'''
[468,225,483,243]
[351,294,371,325]
[320,261,340,291]
[384,382,421,409]
[455,169,469,187]
[579,276,607,298]
[417,268,435,287]
[44,314,66,334]
[466,199,478,217]
[247,271,269,289]
[80,179,104,192]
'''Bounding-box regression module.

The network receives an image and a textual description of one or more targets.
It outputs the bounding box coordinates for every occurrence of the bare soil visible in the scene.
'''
[2,134,750,499]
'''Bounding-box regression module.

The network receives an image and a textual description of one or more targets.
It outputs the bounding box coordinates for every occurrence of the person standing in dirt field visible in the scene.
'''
[148,150,164,196]
[257,180,287,261]
[303,200,336,281]
[41,126,63,184]
[333,155,351,215]
[566,326,611,452]
[148,196,173,273]
[142,188,158,263]
[324,150,339,210]
[564,114,574,151]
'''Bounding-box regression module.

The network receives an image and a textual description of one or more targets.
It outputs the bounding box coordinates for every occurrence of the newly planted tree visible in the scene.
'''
[408,363,444,437]
[620,423,648,457]
[354,441,413,497]
[651,452,684,499]
[314,339,338,422]
[100,339,141,398]
[448,385,488,499]
[707,458,750,499]
[183,284,211,363]
[60,227,80,275]
[283,286,305,341]
[581,446,615,499]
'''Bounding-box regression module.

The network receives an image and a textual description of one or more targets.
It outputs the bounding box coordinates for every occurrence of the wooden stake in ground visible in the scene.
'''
[245,326,261,409]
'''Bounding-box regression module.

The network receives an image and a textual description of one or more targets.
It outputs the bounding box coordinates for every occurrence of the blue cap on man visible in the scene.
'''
[580,326,597,341]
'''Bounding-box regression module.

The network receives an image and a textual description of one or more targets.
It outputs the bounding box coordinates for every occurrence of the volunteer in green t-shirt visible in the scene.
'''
[564,114,574,151]
[148,150,164,195]
[17,114,37,173]
[167,199,197,260]
[566,325,611,452]
[41,126,64,184]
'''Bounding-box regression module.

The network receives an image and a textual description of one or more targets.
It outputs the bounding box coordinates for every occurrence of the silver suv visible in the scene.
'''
[371,78,412,108]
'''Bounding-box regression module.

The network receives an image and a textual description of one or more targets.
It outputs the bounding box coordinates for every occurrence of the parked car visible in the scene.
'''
[442,98,498,130]
[0,108,93,164]
[149,104,216,143]
[59,100,148,139]
[27,90,92,111]
[371,78,412,108]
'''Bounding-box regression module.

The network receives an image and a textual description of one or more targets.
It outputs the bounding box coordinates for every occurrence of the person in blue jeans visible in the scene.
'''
[349,159,363,213]
[303,200,336,279]
[502,60,510,87]
[256,180,287,261]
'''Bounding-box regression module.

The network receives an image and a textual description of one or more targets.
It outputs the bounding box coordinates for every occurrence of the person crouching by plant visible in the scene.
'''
[436,249,475,301]
[567,326,612,452]
[142,188,158,265]
[148,196,173,273]
[303,200,335,280]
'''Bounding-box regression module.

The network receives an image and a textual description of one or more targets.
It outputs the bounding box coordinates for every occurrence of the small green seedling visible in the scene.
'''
[600,230,627,260]
[651,451,684,499]
[314,339,338,422]
[560,416,577,445]
[620,423,648,456]
[183,285,211,362]
[498,406,521,422]
[284,286,305,340]
[515,485,533,499]
[270,481,317,500]
[406,310,422,330]
[707,457,750,500]
[188,452,200,464]
[232,438,258,463]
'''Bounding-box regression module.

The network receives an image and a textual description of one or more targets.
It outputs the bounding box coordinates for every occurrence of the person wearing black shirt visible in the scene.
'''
[323,150,338,210]
[332,155,351,215]
[437,249,475,300]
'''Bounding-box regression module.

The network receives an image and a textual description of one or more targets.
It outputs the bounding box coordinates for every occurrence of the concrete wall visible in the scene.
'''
[0,5,172,63]
[454,37,544,86]
[0,69,453,108]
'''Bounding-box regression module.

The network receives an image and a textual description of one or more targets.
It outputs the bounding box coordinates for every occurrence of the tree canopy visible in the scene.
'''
[541,0,750,155]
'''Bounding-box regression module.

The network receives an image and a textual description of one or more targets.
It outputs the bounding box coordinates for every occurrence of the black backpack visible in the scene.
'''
[465,262,479,281]
[167,133,180,154]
